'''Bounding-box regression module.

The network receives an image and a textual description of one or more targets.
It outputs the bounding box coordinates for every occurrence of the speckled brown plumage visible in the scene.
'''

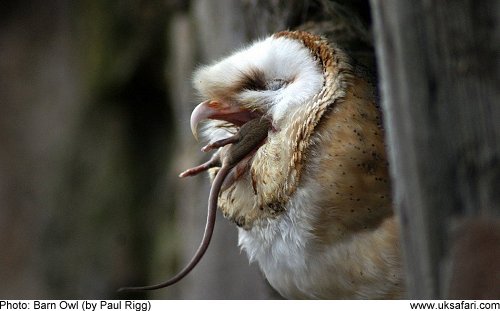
[119,2,404,298]
[183,24,404,298]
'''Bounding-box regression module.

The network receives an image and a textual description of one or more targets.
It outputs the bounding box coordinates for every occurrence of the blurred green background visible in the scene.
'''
[0,0,370,299]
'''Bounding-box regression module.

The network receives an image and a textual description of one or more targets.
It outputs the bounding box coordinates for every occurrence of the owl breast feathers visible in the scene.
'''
[190,30,404,299]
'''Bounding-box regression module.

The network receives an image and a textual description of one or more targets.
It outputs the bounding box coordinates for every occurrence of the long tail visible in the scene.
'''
[118,165,231,292]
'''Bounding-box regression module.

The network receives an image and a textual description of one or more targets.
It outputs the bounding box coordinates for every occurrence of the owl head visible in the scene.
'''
[190,31,354,229]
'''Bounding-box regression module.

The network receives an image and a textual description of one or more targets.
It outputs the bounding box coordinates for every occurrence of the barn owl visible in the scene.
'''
[120,14,404,299]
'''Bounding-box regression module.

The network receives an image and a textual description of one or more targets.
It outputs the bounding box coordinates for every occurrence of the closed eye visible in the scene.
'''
[237,68,289,92]
[266,79,288,91]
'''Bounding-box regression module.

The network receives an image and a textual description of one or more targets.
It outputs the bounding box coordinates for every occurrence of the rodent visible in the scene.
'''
[118,117,271,292]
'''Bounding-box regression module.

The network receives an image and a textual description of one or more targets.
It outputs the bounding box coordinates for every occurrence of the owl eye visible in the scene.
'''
[266,79,287,91]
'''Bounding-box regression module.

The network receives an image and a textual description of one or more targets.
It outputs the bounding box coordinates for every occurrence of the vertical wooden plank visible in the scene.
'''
[370,0,500,298]
[370,1,443,298]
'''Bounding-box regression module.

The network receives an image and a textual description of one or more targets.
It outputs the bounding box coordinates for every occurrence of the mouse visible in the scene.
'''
[118,117,271,292]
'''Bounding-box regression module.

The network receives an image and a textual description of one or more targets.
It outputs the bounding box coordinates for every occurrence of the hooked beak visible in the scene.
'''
[190,100,260,140]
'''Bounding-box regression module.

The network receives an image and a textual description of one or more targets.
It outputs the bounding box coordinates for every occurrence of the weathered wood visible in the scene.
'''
[446,218,500,299]
[370,0,500,298]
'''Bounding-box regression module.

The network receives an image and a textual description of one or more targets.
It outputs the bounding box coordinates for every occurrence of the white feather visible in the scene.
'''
[193,35,324,126]
[238,173,402,299]
[192,32,402,299]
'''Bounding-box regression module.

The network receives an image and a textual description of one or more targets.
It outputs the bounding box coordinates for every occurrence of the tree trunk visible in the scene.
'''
[370,0,500,299]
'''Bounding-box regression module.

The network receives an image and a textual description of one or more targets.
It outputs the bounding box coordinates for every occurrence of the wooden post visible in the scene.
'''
[370,0,500,298]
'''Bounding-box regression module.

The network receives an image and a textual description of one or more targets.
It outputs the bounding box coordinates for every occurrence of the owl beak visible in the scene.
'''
[190,100,259,140]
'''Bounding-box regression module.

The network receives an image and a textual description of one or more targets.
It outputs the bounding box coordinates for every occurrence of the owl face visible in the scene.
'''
[189,31,350,228]
[192,34,324,142]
